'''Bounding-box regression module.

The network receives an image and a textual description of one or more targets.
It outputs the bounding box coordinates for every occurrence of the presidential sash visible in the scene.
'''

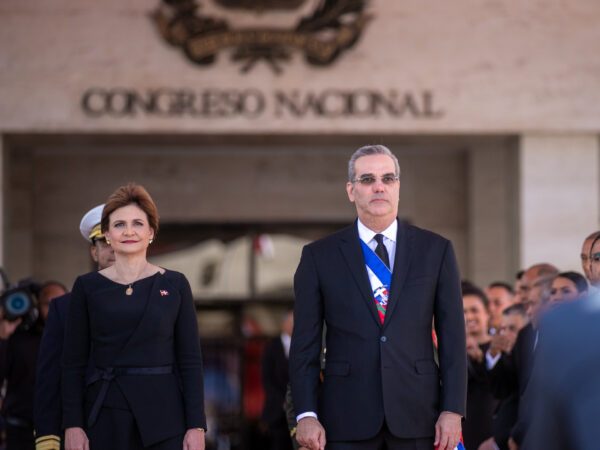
[360,240,391,323]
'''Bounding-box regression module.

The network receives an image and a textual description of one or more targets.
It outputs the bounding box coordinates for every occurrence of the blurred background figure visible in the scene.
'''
[512,271,525,304]
[261,310,294,450]
[586,234,600,289]
[485,282,515,335]
[549,271,588,304]
[0,280,67,450]
[462,282,496,450]
[521,294,600,450]
[486,263,558,450]
[479,304,529,450]
[580,231,600,286]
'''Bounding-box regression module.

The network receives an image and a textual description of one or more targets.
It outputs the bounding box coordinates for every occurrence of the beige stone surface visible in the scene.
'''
[520,134,600,271]
[1,1,600,132]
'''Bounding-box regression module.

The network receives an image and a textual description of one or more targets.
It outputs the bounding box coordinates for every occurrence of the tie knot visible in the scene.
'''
[374,234,385,245]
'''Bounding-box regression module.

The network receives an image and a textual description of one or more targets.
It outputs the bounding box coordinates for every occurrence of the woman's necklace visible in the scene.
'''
[121,262,149,296]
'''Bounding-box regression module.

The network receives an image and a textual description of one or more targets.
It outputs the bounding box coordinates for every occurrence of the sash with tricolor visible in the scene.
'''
[360,240,391,323]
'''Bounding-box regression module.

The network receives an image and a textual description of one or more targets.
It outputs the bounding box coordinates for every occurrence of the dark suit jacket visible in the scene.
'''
[62,270,205,447]
[34,292,70,440]
[464,341,497,449]
[289,220,467,442]
[522,296,600,450]
[0,322,43,423]
[261,336,289,426]
[488,322,536,445]
[488,323,536,401]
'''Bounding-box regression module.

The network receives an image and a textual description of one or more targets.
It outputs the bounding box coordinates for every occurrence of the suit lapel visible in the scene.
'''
[339,223,382,328]
[383,221,412,329]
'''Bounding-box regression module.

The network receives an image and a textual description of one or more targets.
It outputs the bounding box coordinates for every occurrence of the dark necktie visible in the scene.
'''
[374,234,390,269]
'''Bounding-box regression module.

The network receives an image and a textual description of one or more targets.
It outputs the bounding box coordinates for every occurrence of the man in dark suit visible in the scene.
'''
[261,310,294,450]
[521,293,600,450]
[289,145,467,450]
[485,263,558,450]
[33,204,114,450]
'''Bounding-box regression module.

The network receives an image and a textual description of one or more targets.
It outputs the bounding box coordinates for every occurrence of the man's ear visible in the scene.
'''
[346,182,355,203]
[90,244,99,263]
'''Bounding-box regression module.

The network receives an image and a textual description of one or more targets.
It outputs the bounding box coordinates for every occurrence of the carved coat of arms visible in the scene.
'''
[152,0,371,73]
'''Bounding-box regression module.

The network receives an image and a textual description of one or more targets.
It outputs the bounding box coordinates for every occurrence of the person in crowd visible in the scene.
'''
[521,292,600,450]
[0,280,67,450]
[62,183,206,450]
[512,271,525,304]
[462,283,496,450]
[290,145,466,450]
[548,271,588,303]
[261,310,294,450]
[479,303,529,450]
[485,282,515,335]
[34,204,115,450]
[486,263,558,450]
[586,233,600,288]
[580,231,600,283]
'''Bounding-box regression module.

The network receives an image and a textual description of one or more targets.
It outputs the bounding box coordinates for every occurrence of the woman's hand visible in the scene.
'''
[64,427,89,450]
[183,428,205,450]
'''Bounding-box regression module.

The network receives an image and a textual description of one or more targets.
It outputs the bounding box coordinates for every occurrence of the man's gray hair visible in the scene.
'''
[348,145,401,182]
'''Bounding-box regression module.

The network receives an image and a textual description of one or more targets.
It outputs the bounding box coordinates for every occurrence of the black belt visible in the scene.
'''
[86,365,173,427]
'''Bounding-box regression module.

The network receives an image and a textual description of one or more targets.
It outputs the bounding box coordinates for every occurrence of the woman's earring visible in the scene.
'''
[149,238,154,244]
[106,239,111,245]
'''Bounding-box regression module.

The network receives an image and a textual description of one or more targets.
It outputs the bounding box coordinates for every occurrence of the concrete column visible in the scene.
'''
[0,136,3,269]
[519,134,600,271]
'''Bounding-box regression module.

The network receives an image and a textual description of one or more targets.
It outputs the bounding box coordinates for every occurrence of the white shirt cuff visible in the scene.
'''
[485,350,501,369]
[296,412,318,423]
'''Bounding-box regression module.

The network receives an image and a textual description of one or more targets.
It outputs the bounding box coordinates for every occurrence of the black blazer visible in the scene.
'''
[62,270,205,447]
[34,292,70,440]
[289,221,467,442]
[522,297,600,450]
[261,336,289,426]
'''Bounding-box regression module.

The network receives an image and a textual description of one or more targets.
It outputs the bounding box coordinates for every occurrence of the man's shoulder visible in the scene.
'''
[305,223,356,250]
[406,223,449,245]
[52,292,71,310]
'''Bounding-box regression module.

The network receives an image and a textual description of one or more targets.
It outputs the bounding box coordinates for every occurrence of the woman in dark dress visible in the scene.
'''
[462,283,497,450]
[62,183,206,450]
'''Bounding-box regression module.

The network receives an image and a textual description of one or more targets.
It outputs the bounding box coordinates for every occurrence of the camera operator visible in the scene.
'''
[0,280,67,450]
[33,204,114,450]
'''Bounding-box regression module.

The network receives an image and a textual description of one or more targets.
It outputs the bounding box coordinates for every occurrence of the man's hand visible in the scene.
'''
[64,427,89,450]
[183,428,205,450]
[434,411,461,450]
[296,417,326,450]
[489,334,513,356]
[466,336,483,363]
[478,437,499,450]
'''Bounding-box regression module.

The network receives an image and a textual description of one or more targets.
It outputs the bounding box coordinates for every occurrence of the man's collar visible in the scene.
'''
[357,218,397,243]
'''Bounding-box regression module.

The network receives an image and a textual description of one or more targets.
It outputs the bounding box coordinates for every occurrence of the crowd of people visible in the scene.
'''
[0,146,598,450]
[461,231,600,450]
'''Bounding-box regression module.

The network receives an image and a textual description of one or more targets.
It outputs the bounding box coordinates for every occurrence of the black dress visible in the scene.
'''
[62,270,206,450]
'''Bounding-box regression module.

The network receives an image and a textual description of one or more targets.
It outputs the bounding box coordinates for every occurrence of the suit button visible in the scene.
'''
[380,336,387,343]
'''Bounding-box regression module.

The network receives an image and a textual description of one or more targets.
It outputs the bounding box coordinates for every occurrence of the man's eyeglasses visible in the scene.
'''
[352,174,399,185]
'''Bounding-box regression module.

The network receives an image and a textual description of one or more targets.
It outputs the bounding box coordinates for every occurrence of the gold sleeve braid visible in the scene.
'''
[35,435,61,450]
